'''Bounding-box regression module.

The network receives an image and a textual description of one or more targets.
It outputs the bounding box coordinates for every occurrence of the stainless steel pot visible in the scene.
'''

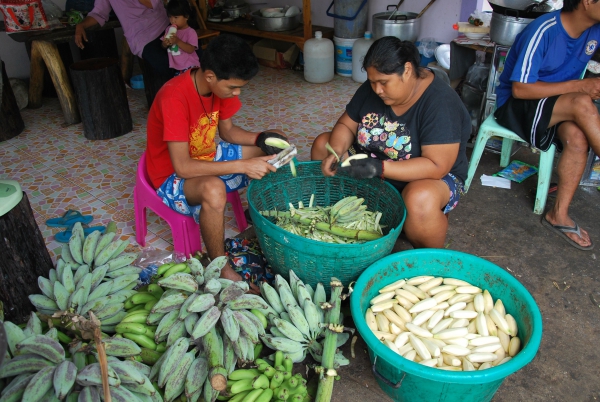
[224,4,250,19]
[372,11,420,42]
[490,11,534,46]
[251,10,301,32]
[488,0,557,11]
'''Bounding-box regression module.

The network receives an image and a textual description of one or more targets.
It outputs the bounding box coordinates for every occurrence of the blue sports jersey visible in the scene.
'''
[496,10,600,108]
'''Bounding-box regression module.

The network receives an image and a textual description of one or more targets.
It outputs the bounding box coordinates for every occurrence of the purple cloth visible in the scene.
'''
[162,26,199,71]
[88,0,169,58]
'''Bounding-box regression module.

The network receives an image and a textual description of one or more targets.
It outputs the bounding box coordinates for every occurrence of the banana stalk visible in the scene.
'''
[314,279,343,402]
[260,211,382,241]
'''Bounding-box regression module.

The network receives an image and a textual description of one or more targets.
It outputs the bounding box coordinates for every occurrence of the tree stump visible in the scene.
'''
[0,192,53,324]
[70,57,132,140]
[140,57,171,108]
[80,28,119,61]
[0,60,25,142]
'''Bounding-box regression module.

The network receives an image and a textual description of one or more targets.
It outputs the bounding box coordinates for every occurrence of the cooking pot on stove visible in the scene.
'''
[488,0,557,12]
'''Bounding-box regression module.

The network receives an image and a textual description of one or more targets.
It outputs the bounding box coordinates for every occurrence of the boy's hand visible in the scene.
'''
[244,155,277,179]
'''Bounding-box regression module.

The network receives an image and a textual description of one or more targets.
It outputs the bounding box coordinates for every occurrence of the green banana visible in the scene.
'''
[116,322,152,336]
[203,278,222,295]
[130,292,157,305]
[230,378,254,394]
[82,229,102,265]
[48,268,58,284]
[73,264,90,285]
[139,348,163,366]
[163,350,194,402]
[94,302,125,320]
[77,386,99,402]
[37,276,55,300]
[203,257,227,282]
[275,275,297,312]
[313,283,327,305]
[122,333,157,350]
[232,311,259,344]
[220,307,240,342]
[186,293,215,313]
[15,335,65,364]
[254,388,274,402]
[106,266,141,278]
[238,310,266,337]
[271,316,305,343]
[244,388,265,402]
[75,363,120,387]
[191,306,221,339]
[186,257,204,275]
[226,294,269,311]
[148,349,169,381]
[150,292,188,314]
[102,337,142,357]
[109,274,140,294]
[60,243,77,266]
[184,313,199,335]
[158,337,189,388]
[89,264,109,289]
[86,281,114,303]
[109,360,147,385]
[3,321,27,356]
[108,238,130,261]
[68,222,84,264]
[185,356,208,398]
[21,366,55,402]
[177,293,199,321]
[147,284,164,299]
[156,262,175,276]
[229,368,261,381]
[165,320,187,348]
[203,327,227,392]
[286,304,311,339]
[107,253,139,272]
[157,273,198,292]
[162,263,189,278]
[154,310,180,343]
[61,267,76,294]
[0,373,35,402]
[260,336,305,355]
[52,360,77,399]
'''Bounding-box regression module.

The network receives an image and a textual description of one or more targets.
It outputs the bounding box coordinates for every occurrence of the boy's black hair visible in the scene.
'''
[166,0,199,29]
[563,0,599,11]
[200,34,259,81]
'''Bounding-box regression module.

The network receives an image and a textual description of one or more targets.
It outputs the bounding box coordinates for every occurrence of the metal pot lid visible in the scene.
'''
[488,0,557,11]
[490,3,548,18]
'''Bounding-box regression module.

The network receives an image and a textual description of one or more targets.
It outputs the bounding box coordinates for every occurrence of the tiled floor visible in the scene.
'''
[0,66,361,262]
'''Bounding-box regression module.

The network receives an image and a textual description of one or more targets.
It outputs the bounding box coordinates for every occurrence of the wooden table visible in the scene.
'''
[8,20,122,125]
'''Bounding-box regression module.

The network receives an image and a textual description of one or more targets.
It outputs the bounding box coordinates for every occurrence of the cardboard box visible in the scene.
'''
[253,39,299,69]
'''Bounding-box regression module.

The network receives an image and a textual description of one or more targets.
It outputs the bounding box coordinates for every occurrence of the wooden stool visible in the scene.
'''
[0,61,25,142]
[70,57,132,140]
[0,181,53,323]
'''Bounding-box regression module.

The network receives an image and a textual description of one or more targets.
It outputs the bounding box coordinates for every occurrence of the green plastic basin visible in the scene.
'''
[350,249,543,402]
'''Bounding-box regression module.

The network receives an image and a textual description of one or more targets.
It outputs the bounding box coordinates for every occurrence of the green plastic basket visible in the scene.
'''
[350,249,543,402]
[247,161,406,291]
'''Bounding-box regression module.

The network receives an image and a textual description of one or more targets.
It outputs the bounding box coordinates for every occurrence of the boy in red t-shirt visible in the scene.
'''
[146,34,287,293]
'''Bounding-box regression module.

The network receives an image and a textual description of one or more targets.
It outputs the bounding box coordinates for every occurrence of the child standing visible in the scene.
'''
[162,0,200,76]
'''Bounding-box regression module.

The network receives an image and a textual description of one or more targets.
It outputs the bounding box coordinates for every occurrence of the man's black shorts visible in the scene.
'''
[494,95,561,152]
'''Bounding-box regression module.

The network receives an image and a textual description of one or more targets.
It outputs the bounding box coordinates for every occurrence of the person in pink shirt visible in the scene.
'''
[161,0,200,76]
[73,0,200,80]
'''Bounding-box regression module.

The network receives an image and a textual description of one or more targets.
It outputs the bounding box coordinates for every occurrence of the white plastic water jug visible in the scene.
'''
[352,31,374,83]
[304,31,334,83]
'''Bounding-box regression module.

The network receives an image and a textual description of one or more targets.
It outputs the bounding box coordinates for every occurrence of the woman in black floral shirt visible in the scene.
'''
[311,37,471,248]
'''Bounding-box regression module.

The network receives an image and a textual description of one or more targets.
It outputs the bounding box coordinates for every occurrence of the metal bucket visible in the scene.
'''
[489,11,534,45]
[372,11,421,42]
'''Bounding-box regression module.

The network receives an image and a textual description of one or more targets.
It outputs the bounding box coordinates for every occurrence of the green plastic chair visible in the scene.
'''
[464,64,588,215]
[464,114,556,215]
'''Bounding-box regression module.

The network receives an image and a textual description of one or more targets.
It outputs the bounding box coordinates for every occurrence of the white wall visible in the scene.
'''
[248,0,467,43]
[2,0,472,79]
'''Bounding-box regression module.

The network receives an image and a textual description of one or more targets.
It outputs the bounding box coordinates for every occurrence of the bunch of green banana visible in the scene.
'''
[0,313,164,402]
[113,284,167,362]
[221,350,309,402]
[29,222,140,329]
[258,271,350,365]
[260,195,384,244]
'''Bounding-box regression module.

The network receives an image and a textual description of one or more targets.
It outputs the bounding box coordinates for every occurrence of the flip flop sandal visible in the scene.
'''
[55,224,106,243]
[541,216,594,251]
[46,209,93,228]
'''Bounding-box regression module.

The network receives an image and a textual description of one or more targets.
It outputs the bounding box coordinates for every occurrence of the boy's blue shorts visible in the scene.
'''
[156,141,248,223]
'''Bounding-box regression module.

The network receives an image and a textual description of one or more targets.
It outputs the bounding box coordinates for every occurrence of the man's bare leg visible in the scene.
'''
[544,121,592,247]
[184,176,260,292]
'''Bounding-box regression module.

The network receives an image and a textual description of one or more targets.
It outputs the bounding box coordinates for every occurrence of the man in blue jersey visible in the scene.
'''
[494,0,600,250]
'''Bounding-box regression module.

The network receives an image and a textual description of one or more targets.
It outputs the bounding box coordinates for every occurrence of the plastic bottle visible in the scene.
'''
[303,31,334,83]
[352,31,374,83]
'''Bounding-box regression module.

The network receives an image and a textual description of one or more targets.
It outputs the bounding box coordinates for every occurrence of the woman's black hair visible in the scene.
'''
[362,36,422,78]
[201,34,259,81]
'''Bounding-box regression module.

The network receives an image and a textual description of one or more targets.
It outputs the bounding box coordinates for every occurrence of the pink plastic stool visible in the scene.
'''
[134,151,248,255]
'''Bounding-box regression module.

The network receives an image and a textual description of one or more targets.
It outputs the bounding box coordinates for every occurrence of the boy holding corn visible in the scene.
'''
[146,34,287,291]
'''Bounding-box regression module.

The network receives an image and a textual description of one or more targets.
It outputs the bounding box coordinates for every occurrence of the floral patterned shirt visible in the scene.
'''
[346,76,471,183]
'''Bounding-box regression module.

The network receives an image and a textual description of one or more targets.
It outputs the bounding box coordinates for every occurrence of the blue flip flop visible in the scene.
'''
[46,210,94,228]
[55,224,106,243]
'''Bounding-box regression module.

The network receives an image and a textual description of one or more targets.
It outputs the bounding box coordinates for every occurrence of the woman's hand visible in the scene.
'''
[74,23,88,49]
[321,153,339,177]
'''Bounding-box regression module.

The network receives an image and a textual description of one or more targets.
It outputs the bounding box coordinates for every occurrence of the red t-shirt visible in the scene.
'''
[146,69,242,189]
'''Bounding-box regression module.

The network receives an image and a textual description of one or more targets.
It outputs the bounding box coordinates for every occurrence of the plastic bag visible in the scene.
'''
[416,37,437,58]
[469,10,492,28]
[465,61,489,92]
[40,0,64,29]
[133,247,178,286]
